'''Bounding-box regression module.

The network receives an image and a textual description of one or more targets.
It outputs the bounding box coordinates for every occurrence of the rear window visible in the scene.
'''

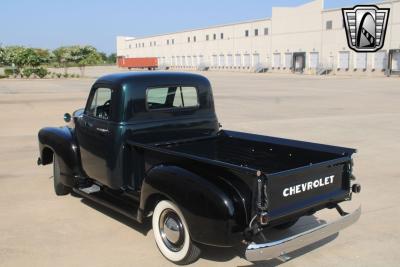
[146,86,199,110]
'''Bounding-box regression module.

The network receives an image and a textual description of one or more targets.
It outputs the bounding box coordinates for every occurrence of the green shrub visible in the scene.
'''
[34,67,48,78]
[4,68,16,76]
[22,68,34,78]
[0,75,8,79]
[75,74,80,78]
[70,73,75,78]
[56,73,62,78]
[63,73,69,78]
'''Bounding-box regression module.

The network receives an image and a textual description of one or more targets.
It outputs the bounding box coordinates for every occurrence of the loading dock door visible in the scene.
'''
[292,52,306,73]
[212,55,218,67]
[244,54,251,67]
[193,56,198,66]
[219,55,225,67]
[374,51,387,70]
[356,53,367,70]
[253,53,260,67]
[339,51,350,70]
[273,53,281,68]
[390,51,400,71]
[388,49,400,75]
[227,54,233,67]
[310,52,319,69]
[284,53,292,69]
[199,55,204,64]
[235,54,242,67]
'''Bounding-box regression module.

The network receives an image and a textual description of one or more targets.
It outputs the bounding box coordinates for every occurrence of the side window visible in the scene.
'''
[87,88,112,120]
[147,86,199,110]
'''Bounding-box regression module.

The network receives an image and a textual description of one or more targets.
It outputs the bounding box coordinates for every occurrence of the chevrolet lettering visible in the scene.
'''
[283,175,335,197]
[37,72,361,264]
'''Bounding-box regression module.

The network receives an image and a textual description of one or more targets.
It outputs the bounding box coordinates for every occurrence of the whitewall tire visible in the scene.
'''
[152,200,201,265]
[53,154,71,196]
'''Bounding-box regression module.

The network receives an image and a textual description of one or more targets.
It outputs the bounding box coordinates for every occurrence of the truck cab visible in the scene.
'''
[38,72,361,265]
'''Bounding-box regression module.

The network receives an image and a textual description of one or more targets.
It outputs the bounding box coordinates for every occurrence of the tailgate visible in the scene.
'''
[266,157,351,220]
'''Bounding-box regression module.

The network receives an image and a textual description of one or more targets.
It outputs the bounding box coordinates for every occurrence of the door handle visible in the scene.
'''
[96,128,109,133]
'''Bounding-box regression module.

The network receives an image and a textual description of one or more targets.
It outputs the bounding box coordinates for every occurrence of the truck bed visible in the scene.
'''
[159,130,355,175]
[129,130,356,221]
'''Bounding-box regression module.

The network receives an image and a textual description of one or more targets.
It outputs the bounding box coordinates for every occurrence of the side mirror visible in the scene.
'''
[63,113,71,123]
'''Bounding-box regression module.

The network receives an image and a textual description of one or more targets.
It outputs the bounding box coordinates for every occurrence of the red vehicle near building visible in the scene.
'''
[117,57,158,70]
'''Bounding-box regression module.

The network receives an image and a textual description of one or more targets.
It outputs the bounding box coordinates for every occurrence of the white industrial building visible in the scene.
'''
[117,0,400,75]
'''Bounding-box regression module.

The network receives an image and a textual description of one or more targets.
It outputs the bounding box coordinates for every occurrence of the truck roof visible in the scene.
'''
[96,72,211,88]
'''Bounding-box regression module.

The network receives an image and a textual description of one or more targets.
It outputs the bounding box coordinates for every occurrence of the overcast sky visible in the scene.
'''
[0,0,374,54]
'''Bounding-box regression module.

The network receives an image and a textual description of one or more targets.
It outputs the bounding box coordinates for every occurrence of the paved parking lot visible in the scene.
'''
[0,68,399,266]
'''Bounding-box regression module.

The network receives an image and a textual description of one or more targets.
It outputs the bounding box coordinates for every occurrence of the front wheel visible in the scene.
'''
[152,200,201,265]
[53,154,71,196]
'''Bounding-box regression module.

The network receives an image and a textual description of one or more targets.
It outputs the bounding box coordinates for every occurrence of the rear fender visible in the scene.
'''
[140,165,247,247]
[38,127,82,187]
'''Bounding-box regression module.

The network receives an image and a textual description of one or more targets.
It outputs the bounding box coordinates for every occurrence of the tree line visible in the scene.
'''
[0,45,116,78]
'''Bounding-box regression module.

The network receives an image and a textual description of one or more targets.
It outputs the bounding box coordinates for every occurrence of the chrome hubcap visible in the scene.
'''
[159,209,185,252]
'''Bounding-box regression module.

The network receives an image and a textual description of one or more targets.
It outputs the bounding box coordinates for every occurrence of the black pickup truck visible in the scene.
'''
[37,72,361,264]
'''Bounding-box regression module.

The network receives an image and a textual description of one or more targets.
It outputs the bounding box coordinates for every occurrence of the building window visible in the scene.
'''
[213,33,216,40]
[135,44,137,48]
[154,41,156,46]
[221,33,224,39]
[150,42,152,47]
[206,35,209,41]
[167,40,169,45]
[264,28,269,35]
[255,29,258,36]
[142,43,144,47]
[193,36,196,42]
[188,37,190,43]
[245,30,249,37]
[326,20,333,30]
[129,44,131,49]
[172,39,174,45]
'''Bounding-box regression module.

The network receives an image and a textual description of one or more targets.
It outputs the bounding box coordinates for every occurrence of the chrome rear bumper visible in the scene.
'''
[245,205,361,262]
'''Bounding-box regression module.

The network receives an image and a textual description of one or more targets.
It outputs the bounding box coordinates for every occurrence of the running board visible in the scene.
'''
[72,187,141,222]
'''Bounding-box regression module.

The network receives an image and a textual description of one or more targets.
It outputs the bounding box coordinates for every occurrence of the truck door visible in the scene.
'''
[76,86,114,184]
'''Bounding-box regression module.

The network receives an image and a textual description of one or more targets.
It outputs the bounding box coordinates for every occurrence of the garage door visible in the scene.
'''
[310,52,319,69]
[227,54,233,67]
[244,54,251,67]
[374,51,387,70]
[339,51,350,69]
[273,53,281,68]
[391,51,400,71]
[284,53,292,69]
[235,54,242,67]
[356,53,367,69]
[253,53,260,66]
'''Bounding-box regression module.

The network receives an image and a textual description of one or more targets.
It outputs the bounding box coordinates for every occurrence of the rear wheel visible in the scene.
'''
[53,154,71,196]
[152,200,201,265]
[274,218,299,230]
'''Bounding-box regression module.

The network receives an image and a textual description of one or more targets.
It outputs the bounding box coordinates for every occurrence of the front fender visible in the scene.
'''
[38,126,82,186]
[140,165,247,247]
